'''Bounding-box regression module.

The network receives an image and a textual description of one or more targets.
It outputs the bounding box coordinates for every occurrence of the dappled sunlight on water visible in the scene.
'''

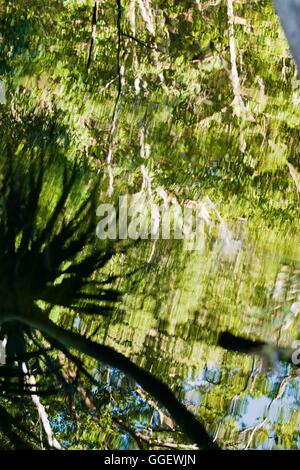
[93,221,300,449]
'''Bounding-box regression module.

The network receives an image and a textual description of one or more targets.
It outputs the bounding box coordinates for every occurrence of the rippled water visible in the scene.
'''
[93,219,300,449]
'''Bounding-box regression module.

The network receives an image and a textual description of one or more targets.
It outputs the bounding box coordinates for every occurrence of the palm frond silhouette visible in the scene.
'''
[0,149,217,449]
[0,149,119,384]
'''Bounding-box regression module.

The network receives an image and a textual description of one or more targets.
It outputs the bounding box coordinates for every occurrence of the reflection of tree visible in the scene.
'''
[218,331,295,366]
[0,150,217,449]
[241,374,295,450]
[218,330,300,449]
[1,0,300,451]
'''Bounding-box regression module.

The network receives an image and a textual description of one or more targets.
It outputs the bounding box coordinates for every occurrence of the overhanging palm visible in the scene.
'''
[0,150,217,449]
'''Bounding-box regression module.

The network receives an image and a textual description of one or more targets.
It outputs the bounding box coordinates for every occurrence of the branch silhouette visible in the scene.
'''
[0,149,217,449]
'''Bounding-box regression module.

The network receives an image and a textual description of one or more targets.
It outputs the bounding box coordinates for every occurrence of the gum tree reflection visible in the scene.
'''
[0,149,217,449]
